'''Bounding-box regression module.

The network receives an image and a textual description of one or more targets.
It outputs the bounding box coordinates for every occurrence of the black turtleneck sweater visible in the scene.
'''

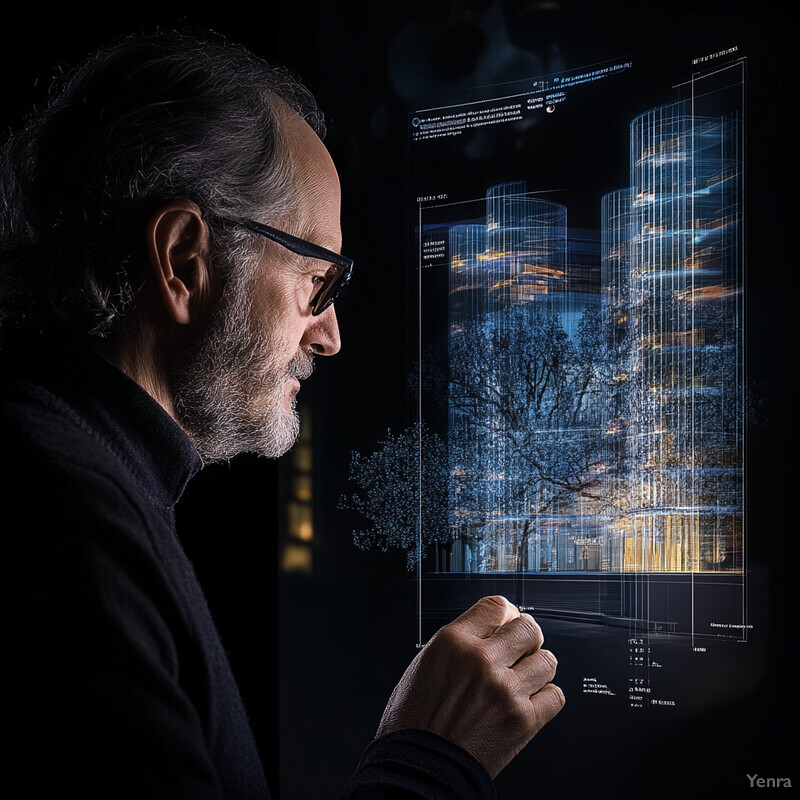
[1,339,495,800]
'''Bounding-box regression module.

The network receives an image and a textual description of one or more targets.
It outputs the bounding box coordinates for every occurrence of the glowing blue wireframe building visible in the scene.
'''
[449,181,567,322]
[602,100,744,572]
[443,96,743,574]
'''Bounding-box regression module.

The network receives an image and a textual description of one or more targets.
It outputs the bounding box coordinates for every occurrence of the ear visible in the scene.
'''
[145,201,212,326]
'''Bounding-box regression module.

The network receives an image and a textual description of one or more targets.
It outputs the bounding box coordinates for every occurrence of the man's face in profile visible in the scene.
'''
[171,108,342,463]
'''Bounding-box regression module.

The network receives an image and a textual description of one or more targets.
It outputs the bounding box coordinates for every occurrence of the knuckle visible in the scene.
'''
[532,684,566,727]
[485,671,517,706]
[553,684,566,708]
[538,648,558,675]
[480,595,511,612]
[463,642,495,672]
[510,687,544,731]
[507,699,534,731]
[517,613,543,644]
[492,615,542,658]
[432,623,460,648]
[431,625,490,666]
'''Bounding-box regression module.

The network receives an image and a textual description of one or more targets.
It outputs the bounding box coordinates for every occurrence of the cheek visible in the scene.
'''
[252,270,311,321]
[255,305,308,360]
[248,271,311,354]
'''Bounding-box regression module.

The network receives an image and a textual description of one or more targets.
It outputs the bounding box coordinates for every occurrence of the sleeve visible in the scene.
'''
[341,729,498,800]
[5,456,241,799]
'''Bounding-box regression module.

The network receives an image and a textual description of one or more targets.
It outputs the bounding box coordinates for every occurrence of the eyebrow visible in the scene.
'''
[295,221,343,257]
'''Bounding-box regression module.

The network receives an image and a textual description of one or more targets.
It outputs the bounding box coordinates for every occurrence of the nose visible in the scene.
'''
[301,304,341,356]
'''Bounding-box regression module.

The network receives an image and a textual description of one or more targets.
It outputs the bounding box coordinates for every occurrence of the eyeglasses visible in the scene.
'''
[236,218,353,316]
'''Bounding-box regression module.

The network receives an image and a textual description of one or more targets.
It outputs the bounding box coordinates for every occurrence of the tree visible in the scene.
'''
[445,302,623,571]
[338,423,449,568]
[342,302,624,571]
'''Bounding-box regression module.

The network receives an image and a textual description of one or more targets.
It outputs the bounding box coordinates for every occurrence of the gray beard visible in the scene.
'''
[171,266,314,463]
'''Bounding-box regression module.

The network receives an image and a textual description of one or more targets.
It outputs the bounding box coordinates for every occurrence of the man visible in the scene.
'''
[0,30,564,798]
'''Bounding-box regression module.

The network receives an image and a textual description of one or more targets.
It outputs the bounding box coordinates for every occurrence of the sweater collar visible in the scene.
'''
[3,337,203,509]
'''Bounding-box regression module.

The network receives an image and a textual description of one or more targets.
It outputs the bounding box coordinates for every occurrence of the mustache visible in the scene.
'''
[287,349,315,381]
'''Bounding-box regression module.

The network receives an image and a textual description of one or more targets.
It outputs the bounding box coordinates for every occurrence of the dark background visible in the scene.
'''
[1,2,794,797]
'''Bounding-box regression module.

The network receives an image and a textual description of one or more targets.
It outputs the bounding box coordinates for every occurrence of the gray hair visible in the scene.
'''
[0,29,325,339]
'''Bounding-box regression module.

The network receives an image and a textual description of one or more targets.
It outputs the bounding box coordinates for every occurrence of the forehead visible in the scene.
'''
[277,103,341,245]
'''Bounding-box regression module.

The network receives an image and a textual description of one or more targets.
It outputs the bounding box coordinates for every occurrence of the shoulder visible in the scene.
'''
[0,372,151,542]
[1,362,123,477]
[0,365,186,636]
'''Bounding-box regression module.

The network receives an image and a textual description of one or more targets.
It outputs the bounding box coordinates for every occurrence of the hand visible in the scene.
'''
[376,595,564,779]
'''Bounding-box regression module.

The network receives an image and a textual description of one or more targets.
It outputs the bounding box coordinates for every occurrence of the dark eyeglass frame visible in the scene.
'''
[236,218,353,316]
